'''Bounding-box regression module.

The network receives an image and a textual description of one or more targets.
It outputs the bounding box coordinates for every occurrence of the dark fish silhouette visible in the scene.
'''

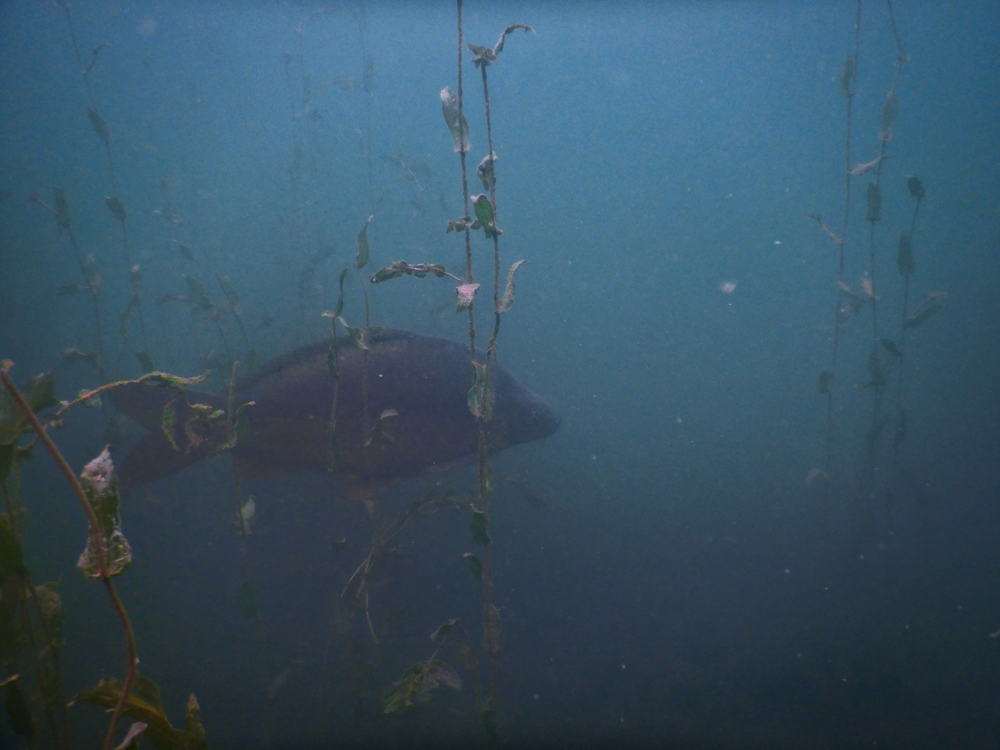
[110,330,559,488]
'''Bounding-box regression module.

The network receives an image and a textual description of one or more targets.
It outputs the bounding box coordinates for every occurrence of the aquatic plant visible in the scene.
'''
[0,364,209,749]
[812,0,939,545]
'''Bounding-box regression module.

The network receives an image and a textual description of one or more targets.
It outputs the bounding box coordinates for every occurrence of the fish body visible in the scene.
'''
[110,330,559,487]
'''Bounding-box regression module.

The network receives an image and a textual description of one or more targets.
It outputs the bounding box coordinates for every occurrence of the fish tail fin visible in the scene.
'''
[108,382,228,487]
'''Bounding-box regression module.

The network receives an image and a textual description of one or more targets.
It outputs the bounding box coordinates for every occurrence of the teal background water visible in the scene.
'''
[1,1,998,747]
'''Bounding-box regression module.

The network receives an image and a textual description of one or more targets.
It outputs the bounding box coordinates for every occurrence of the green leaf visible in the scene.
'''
[76,448,132,579]
[483,603,503,655]
[897,232,914,278]
[467,362,494,420]
[866,182,881,223]
[430,619,457,641]
[481,707,499,737]
[54,188,71,231]
[0,444,12,482]
[905,298,943,328]
[161,401,179,452]
[818,371,833,394]
[87,108,109,143]
[497,259,527,314]
[105,195,127,223]
[356,215,373,269]
[470,510,490,546]
[5,678,33,738]
[23,372,58,415]
[907,175,925,199]
[0,518,27,576]
[239,578,258,619]
[464,552,483,581]
[71,677,208,750]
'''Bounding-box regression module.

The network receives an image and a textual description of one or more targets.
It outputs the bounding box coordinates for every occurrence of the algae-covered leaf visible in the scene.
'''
[0,517,27,576]
[426,660,461,691]
[467,361,493,421]
[481,707,499,737]
[472,194,500,238]
[483,603,503,655]
[356,215,373,270]
[497,259,527,314]
[72,677,208,750]
[113,721,147,750]
[456,283,480,312]
[23,372,58,415]
[184,694,206,747]
[76,448,132,578]
[5,677,33,738]
[87,107,109,144]
[440,87,472,154]
[493,23,535,56]
[880,338,903,358]
[470,510,490,546]
[365,409,398,447]
[897,231,914,278]
[866,182,881,223]
[54,188,71,232]
[239,578,258,619]
[905,301,942,328]
[183,275,214,311]
[136,351,155,373]
[105,195,127,223]
[477,152,497,192]
[907,175,925,200]
[840,55,856,97]
[119,295,140,339]
[234,401,252,444]
[818,370,833,394]
[161,401,179,452]
[430,619,457,641]
[464,552,484,581]
[0,444,12,482]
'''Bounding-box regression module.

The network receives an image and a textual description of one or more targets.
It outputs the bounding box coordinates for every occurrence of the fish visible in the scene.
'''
[109,329,560,489]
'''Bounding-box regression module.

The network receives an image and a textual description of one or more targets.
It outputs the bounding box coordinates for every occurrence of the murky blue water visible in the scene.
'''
[1,1,998,747]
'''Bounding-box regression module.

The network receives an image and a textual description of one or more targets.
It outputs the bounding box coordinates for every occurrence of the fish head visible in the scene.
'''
[489,366,560,449]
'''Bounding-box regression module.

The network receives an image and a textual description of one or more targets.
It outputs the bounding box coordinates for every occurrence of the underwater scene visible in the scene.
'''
[1,0,998,748]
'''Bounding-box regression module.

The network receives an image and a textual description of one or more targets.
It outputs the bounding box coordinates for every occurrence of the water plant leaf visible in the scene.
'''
[176,243,194,262]
[467,362,493,420]
[456,283,480,312]
[440,87,472,154]
[87,107,109,144]
[370,260,457,284]
[866,350,886,388]
[217,275,241,315]
[153,208,183,224]
[183,275,214,311]
[470,510,490,546]
[72,677,208,750]
[817,370,833,395]
[356,215,373,269]
[464,552,483,581]
[866,182,881,223]
[136,351,154,373]
[907,175,925,200]
[481,707,499,737]
[446,217,476,233]
[495,23,535,56]
[112,721,147,750]
[119,295,139,339]
[76,449,132,579]
[239,578,258,619]
[471,194,500,238]
[807,213,842,245]
[880,338,903,358]
[0,517,27,576]
[430,619,457,641]
[54,187,71,232]
[477,152,497,192]
[897,231,914,278]
[184,694,206,747]
[4,677,33,738]
[105,195,127,223]
[904,300,942,328]
[483,603,503,655]
[497,259,527,314]
[55,283,87,297]
[881,91,898,141]
[23,373,58,415]
[840,55,856,97]
[0,444,12,482]
[383,660,461,713]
